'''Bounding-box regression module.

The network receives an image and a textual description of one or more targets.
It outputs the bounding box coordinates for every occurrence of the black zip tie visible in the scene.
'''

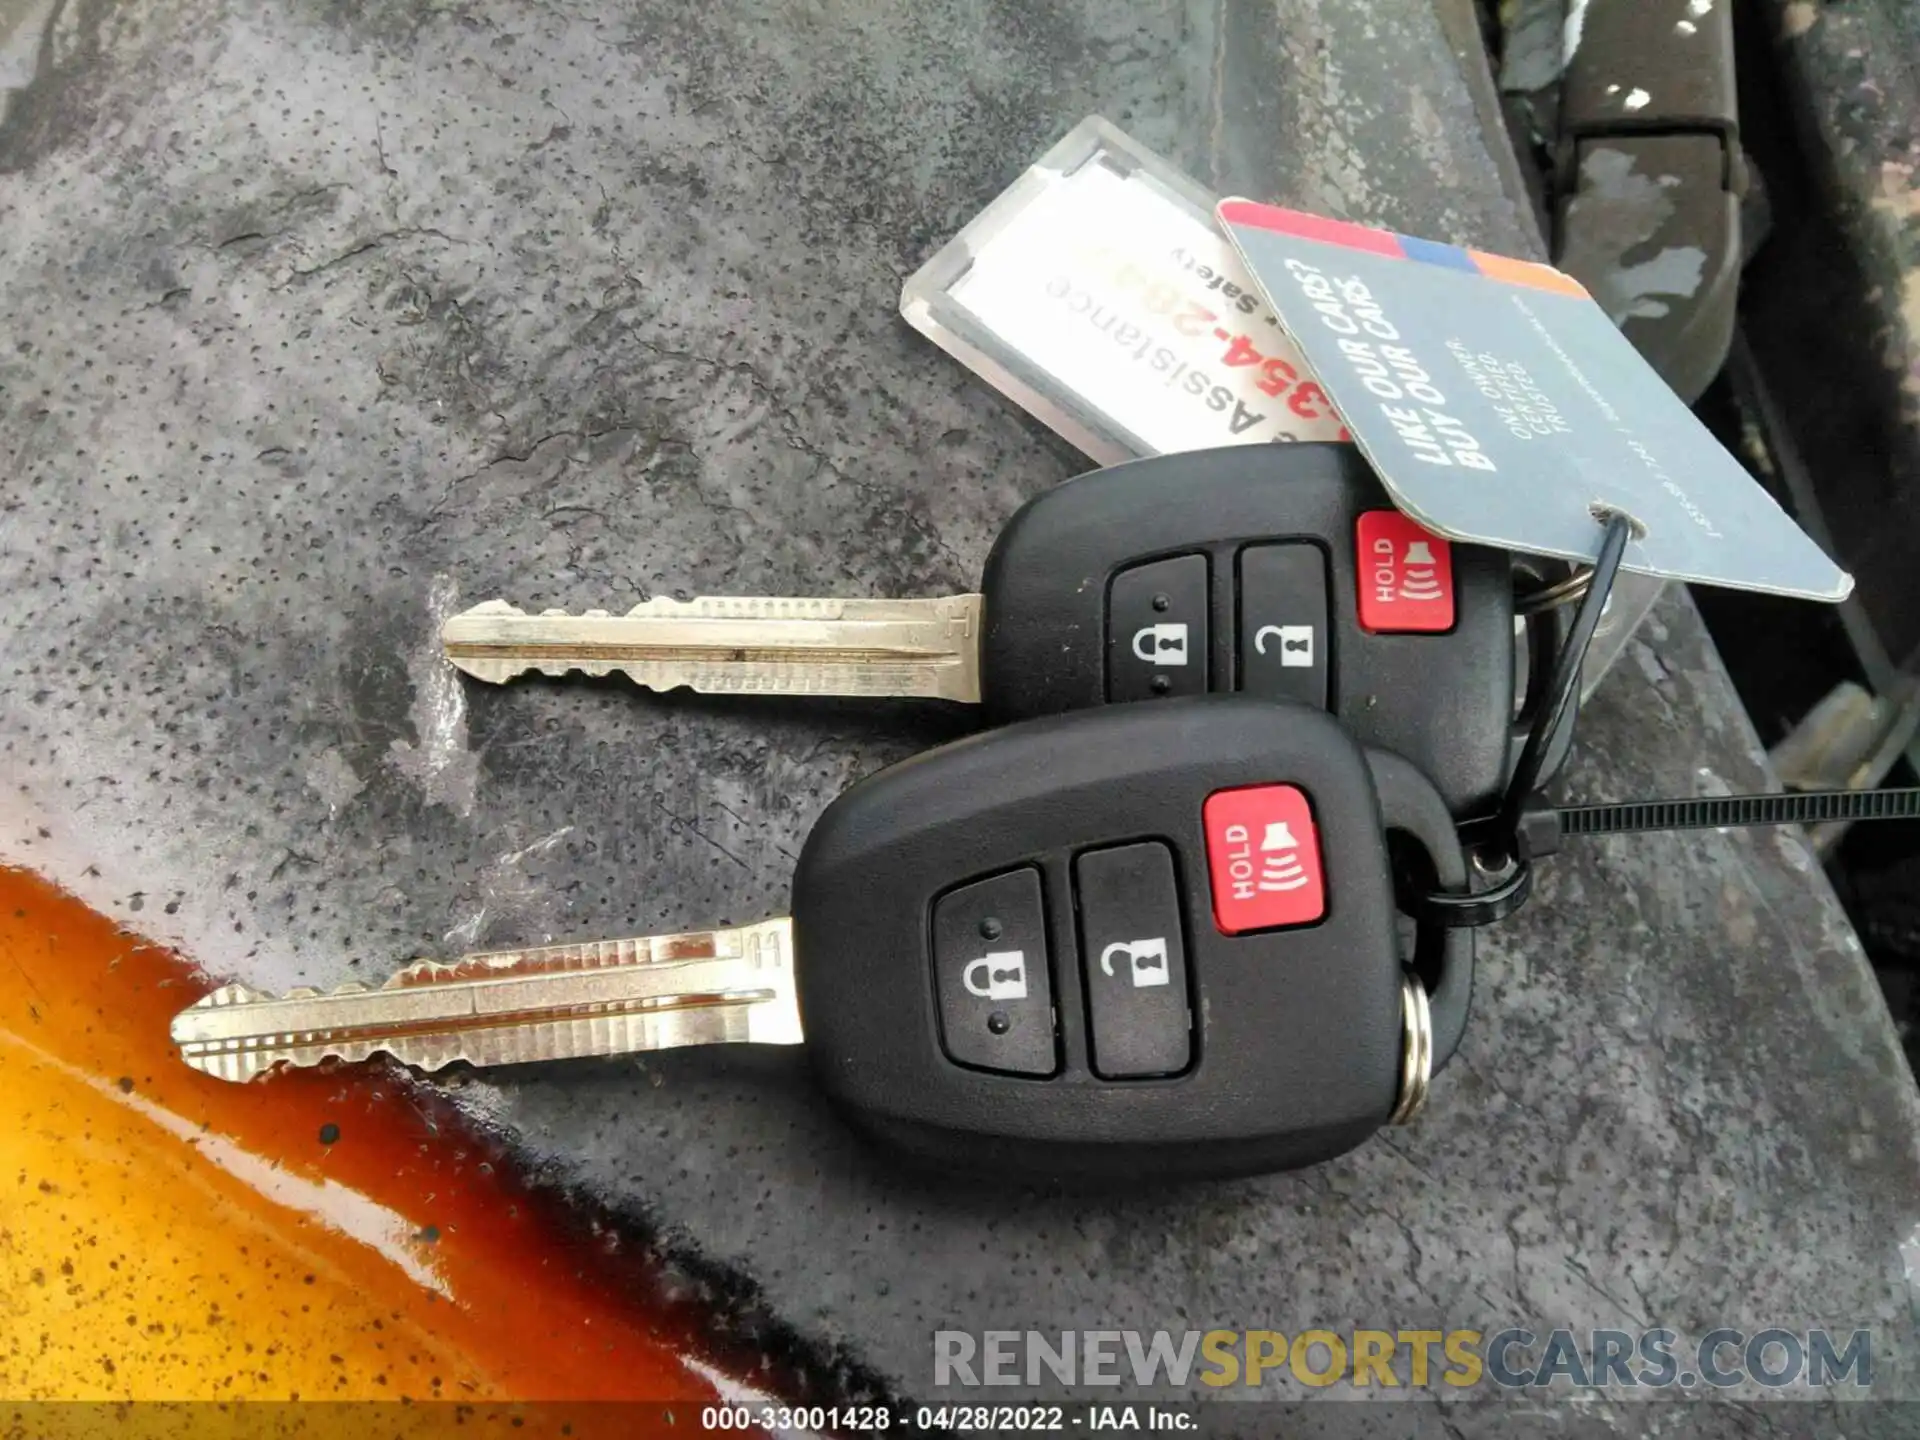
[1413,860,1534,929]
[1495,510,1636,846]
[1512,787,1920,861]
[1426,509,1634,928]
[1413,512,1920,930]
[1556,786,1920,839]
[1420,787,1920,928]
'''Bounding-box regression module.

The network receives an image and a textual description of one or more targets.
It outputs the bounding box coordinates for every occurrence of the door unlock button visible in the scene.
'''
[1238,543,1329,708]
[1076,843,1192,1079]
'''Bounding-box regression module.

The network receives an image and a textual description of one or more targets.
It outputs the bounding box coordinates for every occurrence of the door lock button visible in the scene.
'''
[1107,554,1209,702]
[932,868,1057,1076]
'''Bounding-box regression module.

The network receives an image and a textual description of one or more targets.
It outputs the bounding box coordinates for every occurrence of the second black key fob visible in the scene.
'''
[791,696,1473,1186]
[979,443,1572,819]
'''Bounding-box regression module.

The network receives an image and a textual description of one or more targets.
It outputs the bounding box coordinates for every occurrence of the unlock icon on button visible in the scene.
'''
[1100,938,1171,988]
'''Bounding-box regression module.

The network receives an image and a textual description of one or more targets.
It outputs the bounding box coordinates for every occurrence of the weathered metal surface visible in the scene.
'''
[1760,0,1920,668]
[3,0,1916,1419]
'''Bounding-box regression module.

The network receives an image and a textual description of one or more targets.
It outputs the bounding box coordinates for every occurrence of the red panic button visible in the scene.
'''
[1203,785,1327,934]
[1356,511,1455,633]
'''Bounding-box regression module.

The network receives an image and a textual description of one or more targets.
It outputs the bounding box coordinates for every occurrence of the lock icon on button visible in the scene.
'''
[963,950,1029,1002]
[1132,623,1189,667]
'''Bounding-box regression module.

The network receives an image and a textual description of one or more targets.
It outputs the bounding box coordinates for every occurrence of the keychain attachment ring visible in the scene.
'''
[1389,971,1433,1126]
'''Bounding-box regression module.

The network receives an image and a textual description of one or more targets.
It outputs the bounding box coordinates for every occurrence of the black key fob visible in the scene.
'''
[978,443,1573,818]
[791,696,1472,1186]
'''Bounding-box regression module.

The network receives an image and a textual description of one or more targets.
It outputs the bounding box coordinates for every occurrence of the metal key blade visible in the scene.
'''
[441,594,983,702]
[171,918,800,1083]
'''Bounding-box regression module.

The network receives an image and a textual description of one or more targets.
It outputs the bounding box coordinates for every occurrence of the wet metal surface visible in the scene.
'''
[0,865,855,1410]
[3,0,1920,1421]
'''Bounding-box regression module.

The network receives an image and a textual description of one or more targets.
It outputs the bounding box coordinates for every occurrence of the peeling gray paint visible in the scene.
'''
[386,576,482,819]
[1560,146,1708,323]
[1606,246,1709,320]
[305,747,366,816]
[442,825,576,950]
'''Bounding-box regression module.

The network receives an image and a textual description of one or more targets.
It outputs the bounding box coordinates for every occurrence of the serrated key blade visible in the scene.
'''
[440,594,983,702]
[170,919,800,1082]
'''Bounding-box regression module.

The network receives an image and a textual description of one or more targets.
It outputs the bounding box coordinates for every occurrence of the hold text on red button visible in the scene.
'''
[1356,510,1454,633]
[1203,785,1326,934]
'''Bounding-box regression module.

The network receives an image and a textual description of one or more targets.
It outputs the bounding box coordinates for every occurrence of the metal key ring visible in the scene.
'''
[1515,568,1593,616]
[1388,971,1433,1126]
